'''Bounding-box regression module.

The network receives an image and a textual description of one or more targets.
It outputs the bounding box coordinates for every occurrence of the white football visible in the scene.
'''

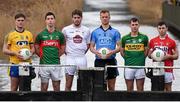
[151,49,165,62]
[98,47,109,59]
[19,48,31,60]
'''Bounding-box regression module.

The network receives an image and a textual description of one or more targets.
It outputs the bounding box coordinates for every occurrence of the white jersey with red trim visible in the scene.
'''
[62,24,91,56]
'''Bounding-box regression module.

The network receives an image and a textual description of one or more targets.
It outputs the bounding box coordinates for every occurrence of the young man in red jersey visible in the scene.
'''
[148,21,178,91]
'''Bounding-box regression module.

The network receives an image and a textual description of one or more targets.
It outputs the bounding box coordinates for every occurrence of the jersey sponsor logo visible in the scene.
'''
[138,39,142,43]
[16,41,28,46]
[125,44,144,51]
[154,46,168,52]
[73,35,82,43]
[41,40,60,47]
[55,36,59,40]
[42,35,48,39]
[98,37,112,45]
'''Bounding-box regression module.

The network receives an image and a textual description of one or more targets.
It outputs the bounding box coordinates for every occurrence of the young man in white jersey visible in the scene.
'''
[62,9,91,91]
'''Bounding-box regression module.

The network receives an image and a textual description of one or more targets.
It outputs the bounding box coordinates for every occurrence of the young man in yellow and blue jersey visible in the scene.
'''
[3,13,35,91]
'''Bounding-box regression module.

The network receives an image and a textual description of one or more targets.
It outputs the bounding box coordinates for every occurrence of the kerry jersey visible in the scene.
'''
[149,35,176,72]
[121,32,148,66]
[5,29,33,64]
[35,28,65,64]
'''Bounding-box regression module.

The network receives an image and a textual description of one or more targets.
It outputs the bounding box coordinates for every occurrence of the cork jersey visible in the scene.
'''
[149,35,176,72]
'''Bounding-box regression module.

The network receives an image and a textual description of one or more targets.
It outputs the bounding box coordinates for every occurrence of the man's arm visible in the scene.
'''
[163,47,179,60]
[34,44,40,57]
[3,43,17,56]
[3,39,23,59]
[144,46,149,57]
[106,41,120,59]
[119,41,125,57]
[85,44,90,54]
[148,48,154,59]
[30,44,35,55]
[59,44,65,57]
[90,42,101,58]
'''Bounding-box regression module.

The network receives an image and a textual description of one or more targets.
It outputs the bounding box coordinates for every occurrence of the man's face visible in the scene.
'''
[100,12,110,25]
[15,17,25,28]
[157,24,168,36]
[45,15,55,27]
[72,15,82,26]
[130,21,139,33]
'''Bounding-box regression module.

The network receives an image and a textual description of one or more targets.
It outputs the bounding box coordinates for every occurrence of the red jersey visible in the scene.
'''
[149,34,176,72]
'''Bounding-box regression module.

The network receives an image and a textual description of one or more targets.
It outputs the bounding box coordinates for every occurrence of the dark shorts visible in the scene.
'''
[151,75,165,91]
[10,65,19,77]
[95,58,119,79]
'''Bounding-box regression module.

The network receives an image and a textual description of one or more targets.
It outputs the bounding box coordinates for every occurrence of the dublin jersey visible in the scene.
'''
[149,35,176,72]
[91,26,121,59]
[62,24,91,56]
[121,32,148,66]
[5,29,34,64]
[35,28,65,64]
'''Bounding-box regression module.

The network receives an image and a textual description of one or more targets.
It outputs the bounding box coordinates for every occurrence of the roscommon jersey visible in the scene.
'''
[5,29,34,64]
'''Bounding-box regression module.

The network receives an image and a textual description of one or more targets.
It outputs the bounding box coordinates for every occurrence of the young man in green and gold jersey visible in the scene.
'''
[120,17,149,92]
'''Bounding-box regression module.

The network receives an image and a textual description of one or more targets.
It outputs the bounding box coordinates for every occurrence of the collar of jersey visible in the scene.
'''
[100,25,112,32]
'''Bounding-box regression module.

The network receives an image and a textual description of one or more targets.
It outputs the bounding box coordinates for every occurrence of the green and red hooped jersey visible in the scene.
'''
[35,28,65,64]
[121,32,149,67]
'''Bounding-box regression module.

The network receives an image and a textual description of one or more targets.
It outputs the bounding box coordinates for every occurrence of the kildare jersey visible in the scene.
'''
[62,24,91,56]
[149,35,176,72]
[5,30,33,64]
[121,32,148,66]
[35,28,65,64]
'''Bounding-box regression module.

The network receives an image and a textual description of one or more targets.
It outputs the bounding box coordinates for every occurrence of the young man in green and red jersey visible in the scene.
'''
[120,17,149,92]
[35,12,65,91]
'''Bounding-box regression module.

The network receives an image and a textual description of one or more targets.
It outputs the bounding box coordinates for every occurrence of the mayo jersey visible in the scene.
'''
[62,24,91,56]
[5,29,34,64]
[149,34,176,72]
[35,28,65,64]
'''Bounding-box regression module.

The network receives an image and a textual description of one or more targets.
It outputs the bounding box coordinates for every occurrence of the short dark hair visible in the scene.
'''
[15,13,26,20]
[100,9,110,15]
[157,21,168,27]
[45,12,55,19]
[72,9,82,17]
[130,17,139,23]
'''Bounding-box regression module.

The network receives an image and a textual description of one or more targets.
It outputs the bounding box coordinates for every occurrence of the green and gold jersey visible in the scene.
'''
[121,32,148,66]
